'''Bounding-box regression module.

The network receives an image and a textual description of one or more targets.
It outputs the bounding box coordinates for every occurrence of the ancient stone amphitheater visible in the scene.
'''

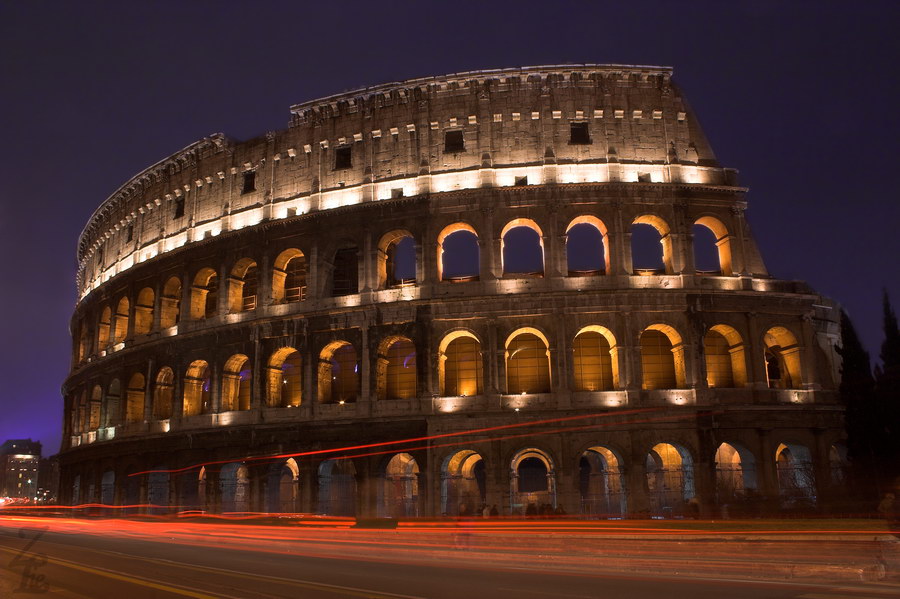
[61,65,846,518]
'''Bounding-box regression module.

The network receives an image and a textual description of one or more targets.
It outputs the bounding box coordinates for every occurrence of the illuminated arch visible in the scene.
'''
[125,372,145,424]
[501,218,544,276]
[438,330,484,397]
[228,258,258,312]
[77,322,91,363]
[510,448,556,512]
[775,442,816,506]
[269,458,300,513]
[694,216,732,275]
[183,360,210,416]
[272,248,307,303]
[112,296,130,344]
[376,336,417,400]
[572,325,619,390]
[377,230,417,288]
[632,214,673,274]
[440,450,486,516]
[88,385,102,431]
[267,347,302,407]
[220,463,249,513]
[566,216,610,275]
[579,445,626,518]
[221,354,251,412]
[437,222,480,282]
[160,276,181,328]
[764,326,802,389]
[714,442,757,504]
[190,267,218,319]
[134,287,154,335]
[379,453,420,518]
[646,442,695,517]
[505,328,551,394]
[97,306,111,348]
[704,325,748,388]
[318,341,358,404]
[105,379,120,427]
[153,366,174,420]
[640,324,686,389]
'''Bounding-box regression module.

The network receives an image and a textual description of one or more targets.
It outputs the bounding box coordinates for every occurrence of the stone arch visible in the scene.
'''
[704,324,748,388]
[268,458,299,513]
[640,324,686,389]
[378,453,420,518]
[77,321,91,363]
[221,354,251,412]
[100,470,115,505]
[501,218,544,277]
[714,442,757,505]
[510,448,557,514]
[267,347,302,407]
[376,336,417,400]
[228,258,258,312]
[566,215,610,275]
[147,467,169,514]
[125,372,145,424]
[776,442,816,507]
[220,463,249,512]
[505,327,552,394]
[632,214,673,274]
[272,248,307,303]
[437,222,479,282]
[112,296,129,343]
[318,341,358,404]
[88,385,101,431]
[645,442,695,518]
[317,459,357,516]
[97,305,111,348]
[829,442,849,487]
[134,287,154,335]
[104,379,120,428]
[190,267,218,319]
[183,359,210,416]
[160,276,181,328]
[694,216,732,275]
[764,326,803,389]
[440,450,486,516]
[152,366,174,420]
[377,229,417,289]
[438,330,484,397]
[579,445,626,518]
[572,325,619,390]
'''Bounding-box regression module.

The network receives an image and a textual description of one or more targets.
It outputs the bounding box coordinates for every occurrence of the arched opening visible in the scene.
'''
[776,443,816,508]
[221,354,251,411]
[318,342,359,404]
[228,258,258,312]
[694,217,732,275]
[377,337,417,400]
[125,373,145,424]
[147,468,169,514]
[379,453,419,518]
[77,323,91,363]
[134,287,154,335]
[579,446,626,518]
[318,459,356,516]
[572,326,618,391]
[704,325,748,388]
[267,458,299,513]
[272,248,307,303]
[437,223,480,282]
[88,385,101,431]
[714,442,757,508]
[104,380,120,428]
[378,231,417,288]
[100,470,115,506]
[441,450,486,516]
[153,367,174,420]
[71,475,81,506]
[566,217,609,276]
[506,328,551,394]
[330,246,359,296]
[267,347,302,407]
[631,215,672,274]
[191,268,218,319]
[829,442,848,487]
[160,276,181,328]
[764,327,802,389]
[646,443,695,518]
[501,219,544,277]
[510,448,556,514]
[97,306,111,348]
[196,467,207,512]
[183,360,211,416]
[112,297,129,343]
[220,463,249,513]
[439,331,484,396]
[640,325,686,390]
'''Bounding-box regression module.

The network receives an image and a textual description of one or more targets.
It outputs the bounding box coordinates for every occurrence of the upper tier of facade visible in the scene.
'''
[76,64,736,300]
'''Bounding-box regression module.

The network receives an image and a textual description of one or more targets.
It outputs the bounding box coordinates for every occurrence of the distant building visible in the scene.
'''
[38,456,59,503]
[1,439,42,500]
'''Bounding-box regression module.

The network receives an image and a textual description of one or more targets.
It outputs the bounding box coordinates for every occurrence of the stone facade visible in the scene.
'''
[61,65,845,518]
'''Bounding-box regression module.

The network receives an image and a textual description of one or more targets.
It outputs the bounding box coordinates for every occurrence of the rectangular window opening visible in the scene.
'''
[242,171,256,194]
[174,198,185,219]
[391,188,404,199]
[126,225,134,242]
[514,176,528,186]
[334,146,352,170]
[570,122,591,145]
[444,130,465,153]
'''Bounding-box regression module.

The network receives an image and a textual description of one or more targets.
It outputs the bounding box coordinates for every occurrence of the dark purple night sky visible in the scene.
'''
[1,1,898,455]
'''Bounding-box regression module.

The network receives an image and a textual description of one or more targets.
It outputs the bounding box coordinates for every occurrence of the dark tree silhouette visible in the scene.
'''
[874,291,900,489]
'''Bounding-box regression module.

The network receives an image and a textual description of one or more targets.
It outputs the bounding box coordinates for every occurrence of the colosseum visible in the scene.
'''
[61,64,847,519]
